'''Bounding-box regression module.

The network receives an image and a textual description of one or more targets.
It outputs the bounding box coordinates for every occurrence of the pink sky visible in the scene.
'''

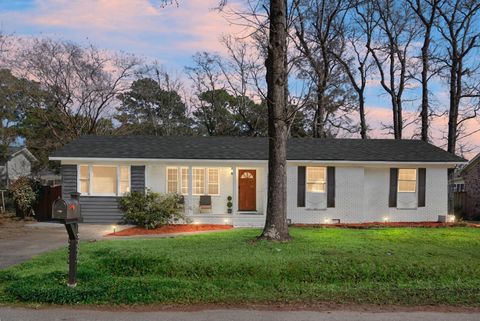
[0,0,478,159]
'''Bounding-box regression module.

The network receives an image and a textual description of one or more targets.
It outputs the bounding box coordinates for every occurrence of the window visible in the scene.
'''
[91,166,117,195]
[79,165,130,196]
[119,166,130,195]
[181,168,188,195]
[208,168,220,195]
[167,168,178,194]
[79,165,90,195]
[306,167,326,193]
[193,168,205,195]
[398,169,417,193]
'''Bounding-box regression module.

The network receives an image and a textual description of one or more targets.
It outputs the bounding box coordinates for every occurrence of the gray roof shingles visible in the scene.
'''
[51,136,466,163]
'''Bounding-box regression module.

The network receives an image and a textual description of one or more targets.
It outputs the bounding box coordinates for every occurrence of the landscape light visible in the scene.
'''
[383,217,389,222]
[112,225,117,235]
[323,218,330,224]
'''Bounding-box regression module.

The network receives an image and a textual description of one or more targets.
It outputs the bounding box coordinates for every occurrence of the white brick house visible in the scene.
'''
[50,136,466,226]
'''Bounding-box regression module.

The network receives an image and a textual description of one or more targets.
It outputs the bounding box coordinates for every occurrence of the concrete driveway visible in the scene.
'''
[0,217,121,269]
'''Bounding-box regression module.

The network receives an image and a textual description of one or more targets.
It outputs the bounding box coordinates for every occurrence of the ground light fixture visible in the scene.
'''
[383,216,390,223]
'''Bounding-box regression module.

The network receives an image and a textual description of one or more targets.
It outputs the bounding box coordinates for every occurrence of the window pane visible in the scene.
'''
[120,166,129,181]
[120,181,130,194]
[79,165,89,179]
[92,166,117,194]
[307,183,325,193]
[193,168,205,195]
[398,180,416,192]
[167,168,178,194]
[208,168,219,195]
[181,168,188,195]
[399,169,416,181]
[80,179,89,194]
[306,167,326,193]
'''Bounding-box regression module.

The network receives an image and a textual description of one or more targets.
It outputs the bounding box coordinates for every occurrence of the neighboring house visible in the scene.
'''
[50,136,466,226]
[0,147,38,188]
[460,153,480,220]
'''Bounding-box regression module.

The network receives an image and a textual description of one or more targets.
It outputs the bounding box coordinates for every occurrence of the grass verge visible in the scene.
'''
[0,227,479,306]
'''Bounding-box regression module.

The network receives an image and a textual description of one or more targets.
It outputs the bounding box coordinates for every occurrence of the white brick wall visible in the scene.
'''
[287,164,448,224]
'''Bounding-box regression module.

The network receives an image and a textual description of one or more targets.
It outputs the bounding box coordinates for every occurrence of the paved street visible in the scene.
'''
[0,307,479,321]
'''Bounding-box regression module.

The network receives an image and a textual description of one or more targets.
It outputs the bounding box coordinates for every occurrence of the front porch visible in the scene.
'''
[145,162,267,227]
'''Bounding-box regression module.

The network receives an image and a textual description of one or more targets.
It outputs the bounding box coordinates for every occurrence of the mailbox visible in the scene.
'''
[52,192,82,223]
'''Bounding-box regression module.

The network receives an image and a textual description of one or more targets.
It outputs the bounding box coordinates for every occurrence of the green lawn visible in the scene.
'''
[1,227,480,306]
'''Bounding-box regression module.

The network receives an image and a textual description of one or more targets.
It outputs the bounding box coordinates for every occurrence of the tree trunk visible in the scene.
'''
[258,0,291,241]
[359,92,367,139]
[420,33,430,142]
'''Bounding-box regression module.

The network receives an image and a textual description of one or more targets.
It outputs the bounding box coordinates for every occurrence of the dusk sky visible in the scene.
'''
[1,0,479,159]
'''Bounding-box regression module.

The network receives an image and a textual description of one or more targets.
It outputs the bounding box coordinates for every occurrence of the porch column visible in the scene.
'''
[188,166,193,215]
[232,165,237,214]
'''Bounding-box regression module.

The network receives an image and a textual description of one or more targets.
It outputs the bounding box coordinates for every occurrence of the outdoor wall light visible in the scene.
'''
[447,215,456,223]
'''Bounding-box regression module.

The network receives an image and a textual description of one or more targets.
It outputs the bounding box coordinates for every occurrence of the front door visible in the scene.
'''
[238,169,256,211]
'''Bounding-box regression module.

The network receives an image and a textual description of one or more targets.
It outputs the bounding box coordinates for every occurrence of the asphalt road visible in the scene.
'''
[0,308,479,321]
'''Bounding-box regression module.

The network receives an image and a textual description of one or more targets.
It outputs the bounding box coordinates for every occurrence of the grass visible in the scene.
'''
[1,227,480,306]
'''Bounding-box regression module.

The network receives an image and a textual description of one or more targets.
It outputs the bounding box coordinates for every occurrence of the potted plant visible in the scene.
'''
[227,196,233,214]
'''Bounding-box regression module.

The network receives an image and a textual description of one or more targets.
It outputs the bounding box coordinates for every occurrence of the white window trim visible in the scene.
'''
[77,164,131,197]
[166,167,179,194]
[306,166,327,193]
[118,165,131,196]
[398,168,417,193]
[191,167,221,196]
[207,168,221,196]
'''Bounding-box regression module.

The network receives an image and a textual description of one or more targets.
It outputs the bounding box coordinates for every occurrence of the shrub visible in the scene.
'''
[9,177,40,218]
[119,191,186,229]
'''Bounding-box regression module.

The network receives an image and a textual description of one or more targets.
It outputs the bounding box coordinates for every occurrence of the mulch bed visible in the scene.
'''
[293,221,480,229]
[106,224,233,237]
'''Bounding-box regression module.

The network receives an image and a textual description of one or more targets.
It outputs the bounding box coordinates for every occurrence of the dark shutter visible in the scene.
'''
[418,168,426,207]
[389,168,398,208]
[131,166,146,194]
[327,167,335,208]
[297,166,306,207]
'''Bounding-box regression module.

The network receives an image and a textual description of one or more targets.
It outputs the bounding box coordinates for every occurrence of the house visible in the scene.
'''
[0,146,38,188]
[50,136,466,226]
[460,153,480,220]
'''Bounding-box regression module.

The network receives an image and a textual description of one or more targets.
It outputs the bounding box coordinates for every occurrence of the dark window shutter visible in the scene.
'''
[389,168,398,208]
[418,168,426,207]
[327,167,335,208]
[297,166,306,207]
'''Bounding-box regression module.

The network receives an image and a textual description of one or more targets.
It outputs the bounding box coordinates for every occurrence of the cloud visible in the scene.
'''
[0,0,245,61]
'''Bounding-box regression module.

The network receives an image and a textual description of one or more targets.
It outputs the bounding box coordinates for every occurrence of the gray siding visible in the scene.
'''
[60,164,146,223]
[79,196,123,223]
[131,165,145,193]
[61,165,77,198]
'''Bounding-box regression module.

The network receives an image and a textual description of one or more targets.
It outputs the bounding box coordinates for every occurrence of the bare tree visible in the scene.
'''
[436,0,480,154]
[366,0,419,139]
[407,0,441,142]
[15,38,140,141]
[292,0,356,138]
[330,0,379,139]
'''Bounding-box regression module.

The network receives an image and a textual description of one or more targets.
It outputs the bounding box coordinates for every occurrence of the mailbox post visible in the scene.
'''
[52,192,81,288]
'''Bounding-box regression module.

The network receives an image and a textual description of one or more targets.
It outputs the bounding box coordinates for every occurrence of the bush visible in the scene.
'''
[119,191,186,229]
[9,177,40,218]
